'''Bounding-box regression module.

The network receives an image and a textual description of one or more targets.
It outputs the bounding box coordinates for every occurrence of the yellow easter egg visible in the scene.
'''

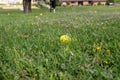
[60,35,71,44]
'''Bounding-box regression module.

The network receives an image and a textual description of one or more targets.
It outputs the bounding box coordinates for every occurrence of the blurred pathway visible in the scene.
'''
[38,1,50,9]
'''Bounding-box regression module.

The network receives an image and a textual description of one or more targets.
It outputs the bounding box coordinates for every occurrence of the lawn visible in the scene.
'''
[0,6,120,80]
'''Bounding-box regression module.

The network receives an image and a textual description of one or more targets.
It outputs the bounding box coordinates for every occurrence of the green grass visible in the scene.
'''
[0,6,120,80]
[115,0,120,3]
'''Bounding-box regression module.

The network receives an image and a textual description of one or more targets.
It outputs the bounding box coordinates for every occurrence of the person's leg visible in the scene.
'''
[50,1,52,12]
[52,1,56,13]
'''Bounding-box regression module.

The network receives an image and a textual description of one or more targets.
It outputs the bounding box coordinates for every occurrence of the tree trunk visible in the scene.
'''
[23,0,31,13]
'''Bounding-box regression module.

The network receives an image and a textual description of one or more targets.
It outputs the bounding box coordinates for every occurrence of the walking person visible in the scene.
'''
[50,0,56,13]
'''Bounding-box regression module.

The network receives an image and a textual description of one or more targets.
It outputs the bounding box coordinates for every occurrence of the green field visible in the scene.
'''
[0,6,120,80]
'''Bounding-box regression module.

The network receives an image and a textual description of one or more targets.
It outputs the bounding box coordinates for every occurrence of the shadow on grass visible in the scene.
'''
[0,9,23,14]
[0,7,49,14]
